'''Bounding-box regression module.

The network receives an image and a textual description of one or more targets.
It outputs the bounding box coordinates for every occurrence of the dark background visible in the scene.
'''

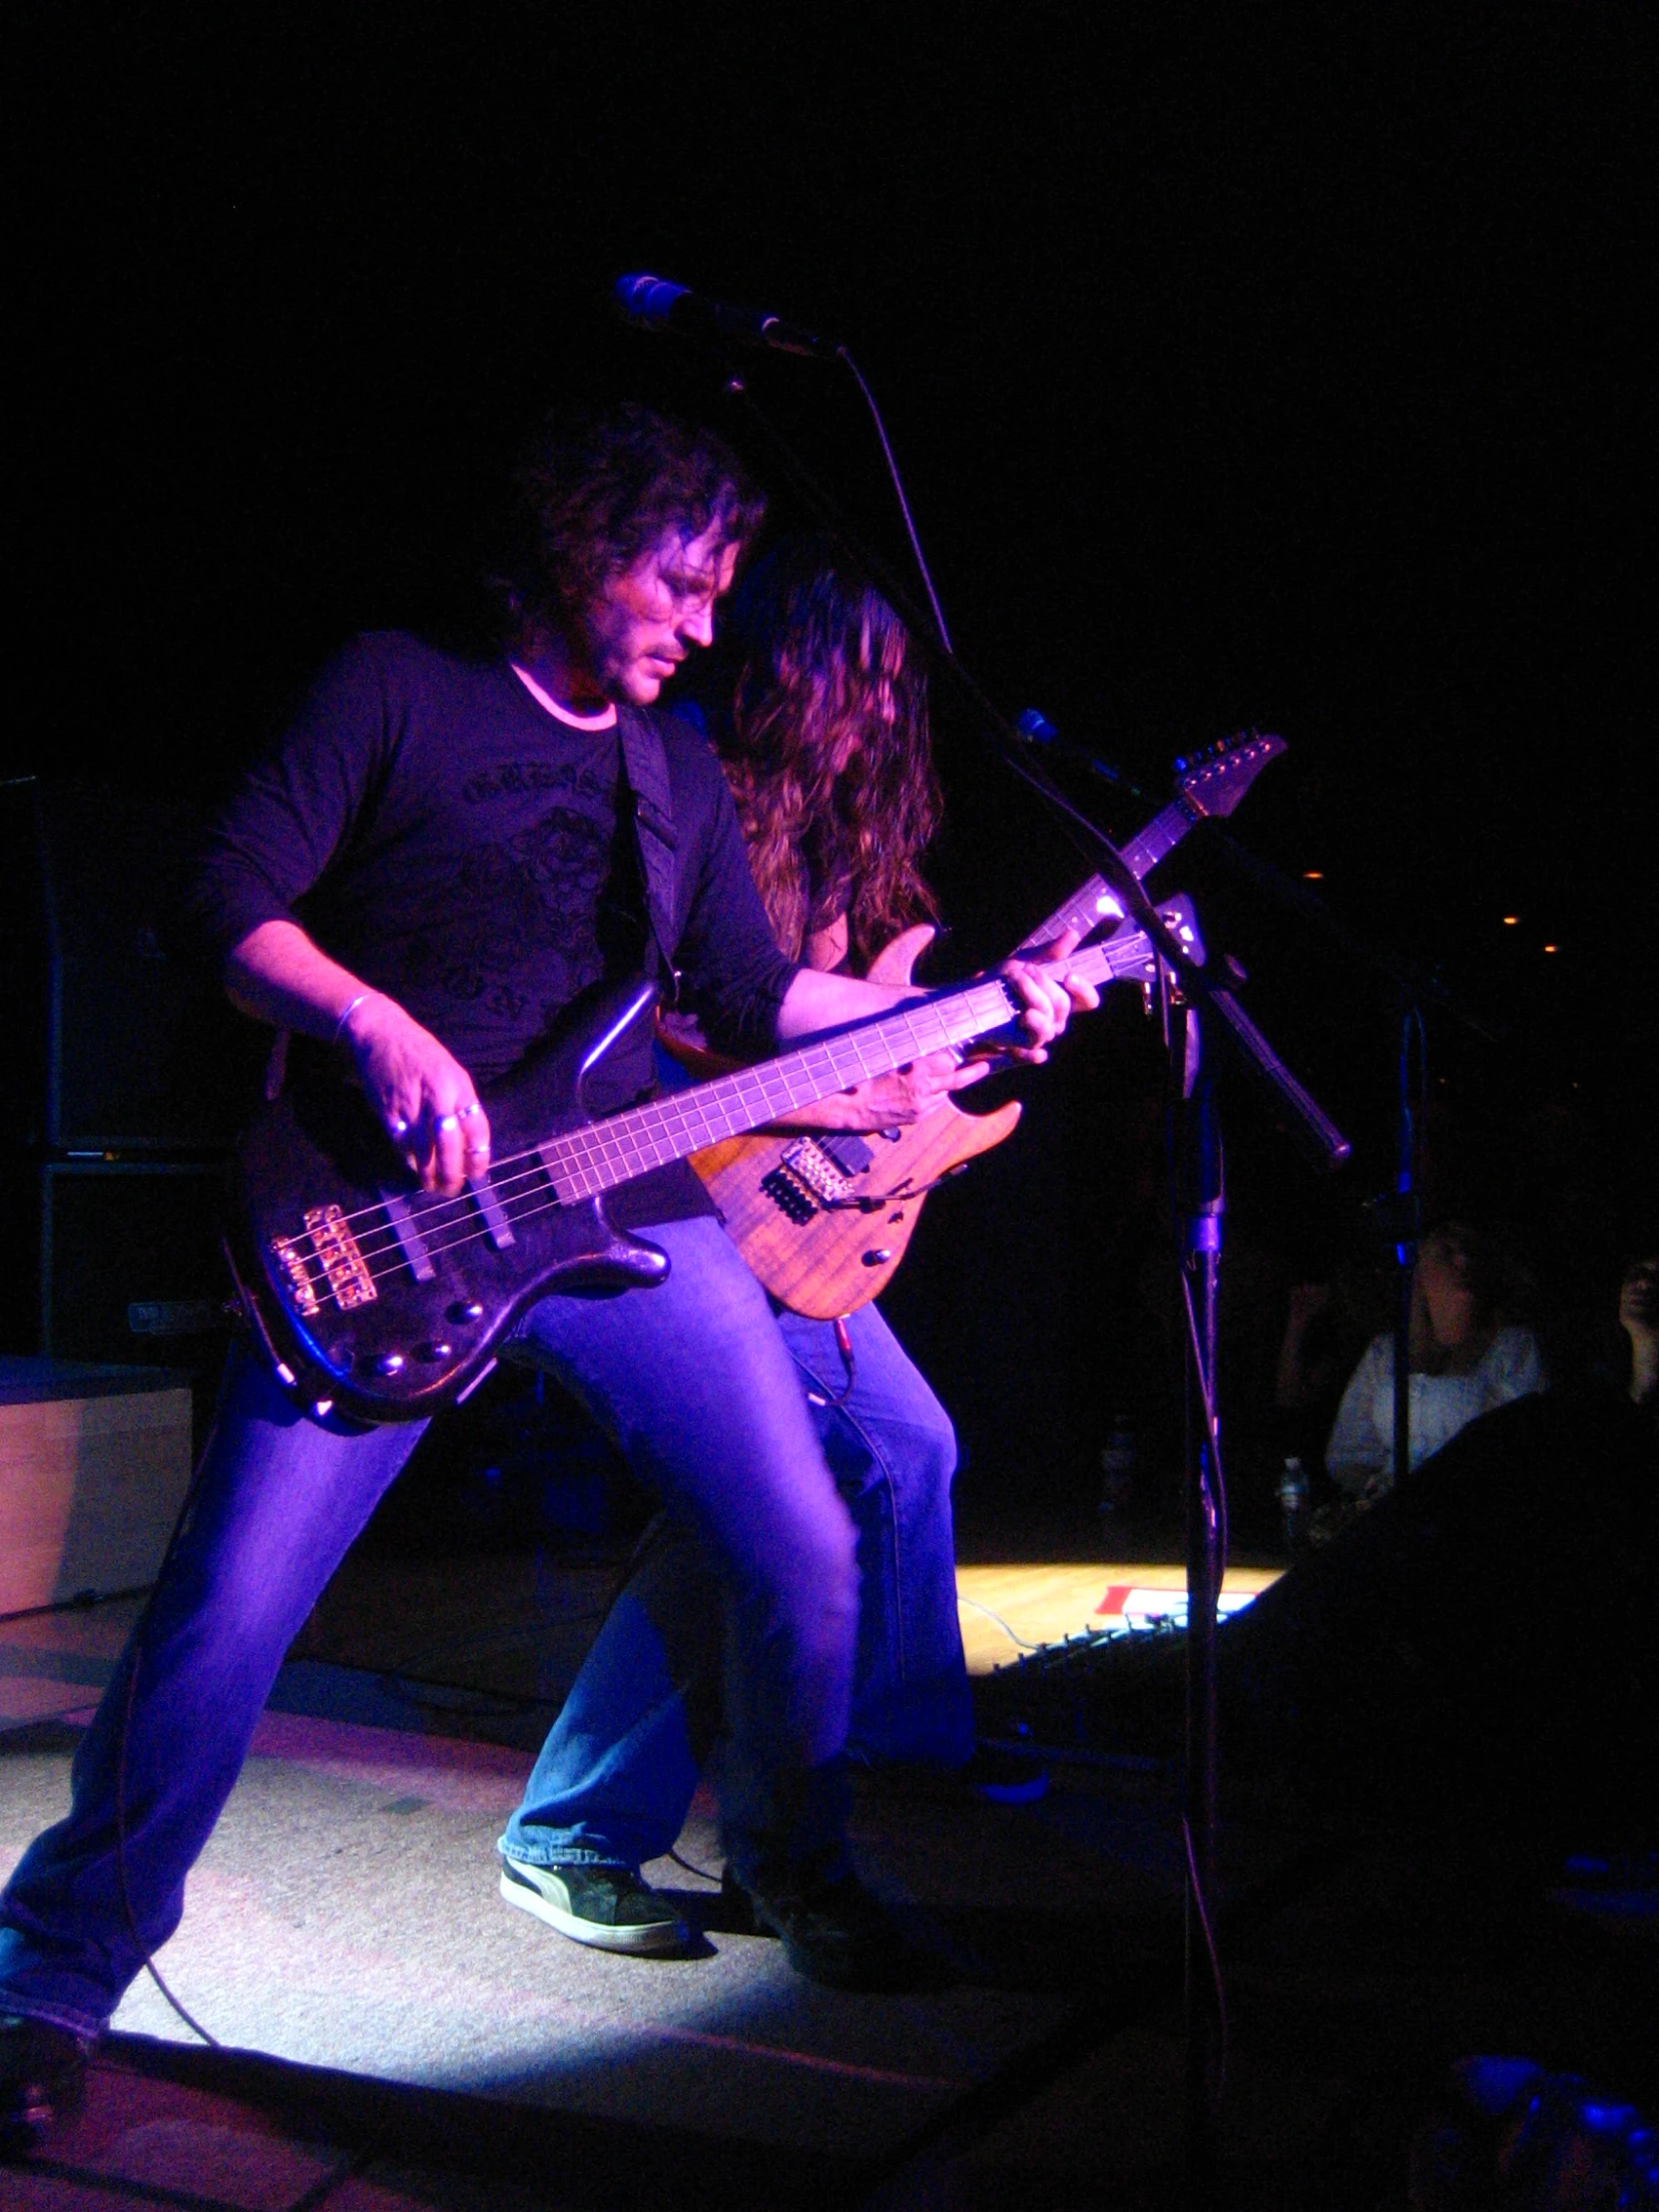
[11,4,1653,1531]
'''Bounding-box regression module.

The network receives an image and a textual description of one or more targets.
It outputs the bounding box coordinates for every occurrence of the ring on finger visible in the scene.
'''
[435,1112,462,1134]
[456,1101,483,1120]
[387,1115,410,1138]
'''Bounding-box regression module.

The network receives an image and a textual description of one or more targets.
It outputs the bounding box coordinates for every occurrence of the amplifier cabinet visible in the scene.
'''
[34,1159,233,1367]
[0,778,268,1152]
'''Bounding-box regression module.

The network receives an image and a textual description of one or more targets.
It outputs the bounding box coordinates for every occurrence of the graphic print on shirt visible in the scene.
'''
[402,754,617,1016]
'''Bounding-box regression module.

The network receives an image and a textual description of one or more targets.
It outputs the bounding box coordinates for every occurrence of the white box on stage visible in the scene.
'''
[0,1359,194,1616]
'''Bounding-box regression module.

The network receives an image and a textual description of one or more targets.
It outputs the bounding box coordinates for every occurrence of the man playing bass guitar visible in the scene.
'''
[0,408,1092,2134]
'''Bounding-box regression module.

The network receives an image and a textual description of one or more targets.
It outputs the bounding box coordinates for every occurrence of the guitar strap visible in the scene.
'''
[615,705,681,1001]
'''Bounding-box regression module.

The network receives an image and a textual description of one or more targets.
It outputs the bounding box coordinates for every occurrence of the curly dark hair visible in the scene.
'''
[713,535,941,966]
[495,402,767,644]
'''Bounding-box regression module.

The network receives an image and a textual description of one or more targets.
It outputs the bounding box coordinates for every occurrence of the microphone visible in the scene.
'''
[1015,707,1131,788]
[613,273,837,361]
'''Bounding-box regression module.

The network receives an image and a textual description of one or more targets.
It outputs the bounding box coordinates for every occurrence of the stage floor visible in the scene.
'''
[0,1556,1284,1736]
[0,1576,1206,2169]
[3,1574,1652,2207]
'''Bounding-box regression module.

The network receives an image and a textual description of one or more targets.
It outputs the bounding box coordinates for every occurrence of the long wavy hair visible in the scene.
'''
[713,537,941,966]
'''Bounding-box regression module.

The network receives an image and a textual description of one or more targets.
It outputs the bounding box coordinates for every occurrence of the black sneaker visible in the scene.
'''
[498,1858,691,1955]
[725,1863,955,1992]
[2,2012,93,2152]
[959,1742,1048,1806]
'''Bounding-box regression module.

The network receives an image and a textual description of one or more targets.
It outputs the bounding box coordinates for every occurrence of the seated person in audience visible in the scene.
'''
[1273,1254,1386,1470]
[1326,1221,1545,1496]
[1616,1248,1658,1419]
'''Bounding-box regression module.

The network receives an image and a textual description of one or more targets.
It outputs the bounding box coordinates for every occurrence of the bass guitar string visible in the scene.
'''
[275,973,1039,1279]
[275,936,1164,1299]
[275,931,1161,1296]
[279,976,1025,1260]
[276,1003,999,1286]
[276,1024,989,1293]
[276,928,1166,1292]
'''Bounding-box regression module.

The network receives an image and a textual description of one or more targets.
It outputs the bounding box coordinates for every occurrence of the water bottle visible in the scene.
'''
[1099,1415,1136,1514]
[1277,1455,1310,1555]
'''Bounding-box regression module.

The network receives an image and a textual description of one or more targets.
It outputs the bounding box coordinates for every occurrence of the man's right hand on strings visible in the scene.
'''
[225,916,491,1193]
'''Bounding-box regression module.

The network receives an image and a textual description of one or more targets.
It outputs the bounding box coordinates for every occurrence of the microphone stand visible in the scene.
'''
[1391,1012,1423,1488]
[682,339,1350,2211]
[1188,826,1502,1491]
[1038,732,1506,1495]
[1175,1015,1225,2200]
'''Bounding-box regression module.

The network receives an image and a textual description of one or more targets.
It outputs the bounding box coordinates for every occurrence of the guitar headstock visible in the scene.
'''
[1173,730,1286,819]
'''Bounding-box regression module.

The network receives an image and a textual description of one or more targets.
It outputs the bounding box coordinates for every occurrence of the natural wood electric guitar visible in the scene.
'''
[684,732,1285,1319]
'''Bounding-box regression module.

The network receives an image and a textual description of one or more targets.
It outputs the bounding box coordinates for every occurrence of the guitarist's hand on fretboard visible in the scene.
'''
[994,929,1100,1061]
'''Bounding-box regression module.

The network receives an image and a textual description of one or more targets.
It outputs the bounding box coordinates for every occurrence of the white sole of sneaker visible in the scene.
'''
[497,1867,688,1955]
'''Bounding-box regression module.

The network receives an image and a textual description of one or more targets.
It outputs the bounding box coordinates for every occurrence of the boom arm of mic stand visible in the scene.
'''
[702,355,1351,1172]
[1074,830,1353,1175]
[1202,986,1353,1173]
[1203,825,1507,1045]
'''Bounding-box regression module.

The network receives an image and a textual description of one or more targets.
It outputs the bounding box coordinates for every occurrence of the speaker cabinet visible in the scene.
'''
[31,1161,233,1368]
[0,778,267,1152]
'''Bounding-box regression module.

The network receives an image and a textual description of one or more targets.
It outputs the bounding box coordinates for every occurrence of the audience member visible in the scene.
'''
[1272,1255,1387,1471]
[1616,1249,1658,1419]
[1325,1222,1544,1496]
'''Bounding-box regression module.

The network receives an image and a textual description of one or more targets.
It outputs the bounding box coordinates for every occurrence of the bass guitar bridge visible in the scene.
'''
[272,1204,378,1317]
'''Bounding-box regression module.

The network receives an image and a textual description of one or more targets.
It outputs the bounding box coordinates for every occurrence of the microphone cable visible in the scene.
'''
[835,348,953,655]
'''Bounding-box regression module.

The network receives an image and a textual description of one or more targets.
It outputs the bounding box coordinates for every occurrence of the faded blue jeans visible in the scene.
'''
[501,1298,975,1876]
[0,1217,858,2037]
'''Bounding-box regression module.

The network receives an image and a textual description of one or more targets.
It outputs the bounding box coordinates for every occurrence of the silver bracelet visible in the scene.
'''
[331,991,370,1044]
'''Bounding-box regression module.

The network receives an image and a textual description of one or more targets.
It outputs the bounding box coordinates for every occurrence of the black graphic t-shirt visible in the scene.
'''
[188,632,799,1221]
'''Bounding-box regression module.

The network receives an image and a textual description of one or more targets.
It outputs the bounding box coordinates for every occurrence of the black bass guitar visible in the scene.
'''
[226,900,1201,1422]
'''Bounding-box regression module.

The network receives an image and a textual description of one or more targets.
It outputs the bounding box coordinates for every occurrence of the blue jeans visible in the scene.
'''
[501,1299,974,1875]
[0,1218,858,2036]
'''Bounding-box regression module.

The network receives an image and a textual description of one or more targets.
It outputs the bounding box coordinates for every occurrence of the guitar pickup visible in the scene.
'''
[378,1190,436,1284]
[817,1133,874,1177]
[468,1171,516,1251]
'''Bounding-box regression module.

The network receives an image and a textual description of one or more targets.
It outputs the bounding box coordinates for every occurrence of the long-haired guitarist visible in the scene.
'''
[0,410,1092,2127]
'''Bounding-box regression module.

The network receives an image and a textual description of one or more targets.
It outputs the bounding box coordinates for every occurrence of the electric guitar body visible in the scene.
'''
[690,1095,1025,1321]
[680,731,1285,1319]
[227,982,674,1424]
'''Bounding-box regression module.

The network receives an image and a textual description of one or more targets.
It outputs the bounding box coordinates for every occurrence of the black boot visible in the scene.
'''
[1,2012,94,2153]
[723,1861,956,1992]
